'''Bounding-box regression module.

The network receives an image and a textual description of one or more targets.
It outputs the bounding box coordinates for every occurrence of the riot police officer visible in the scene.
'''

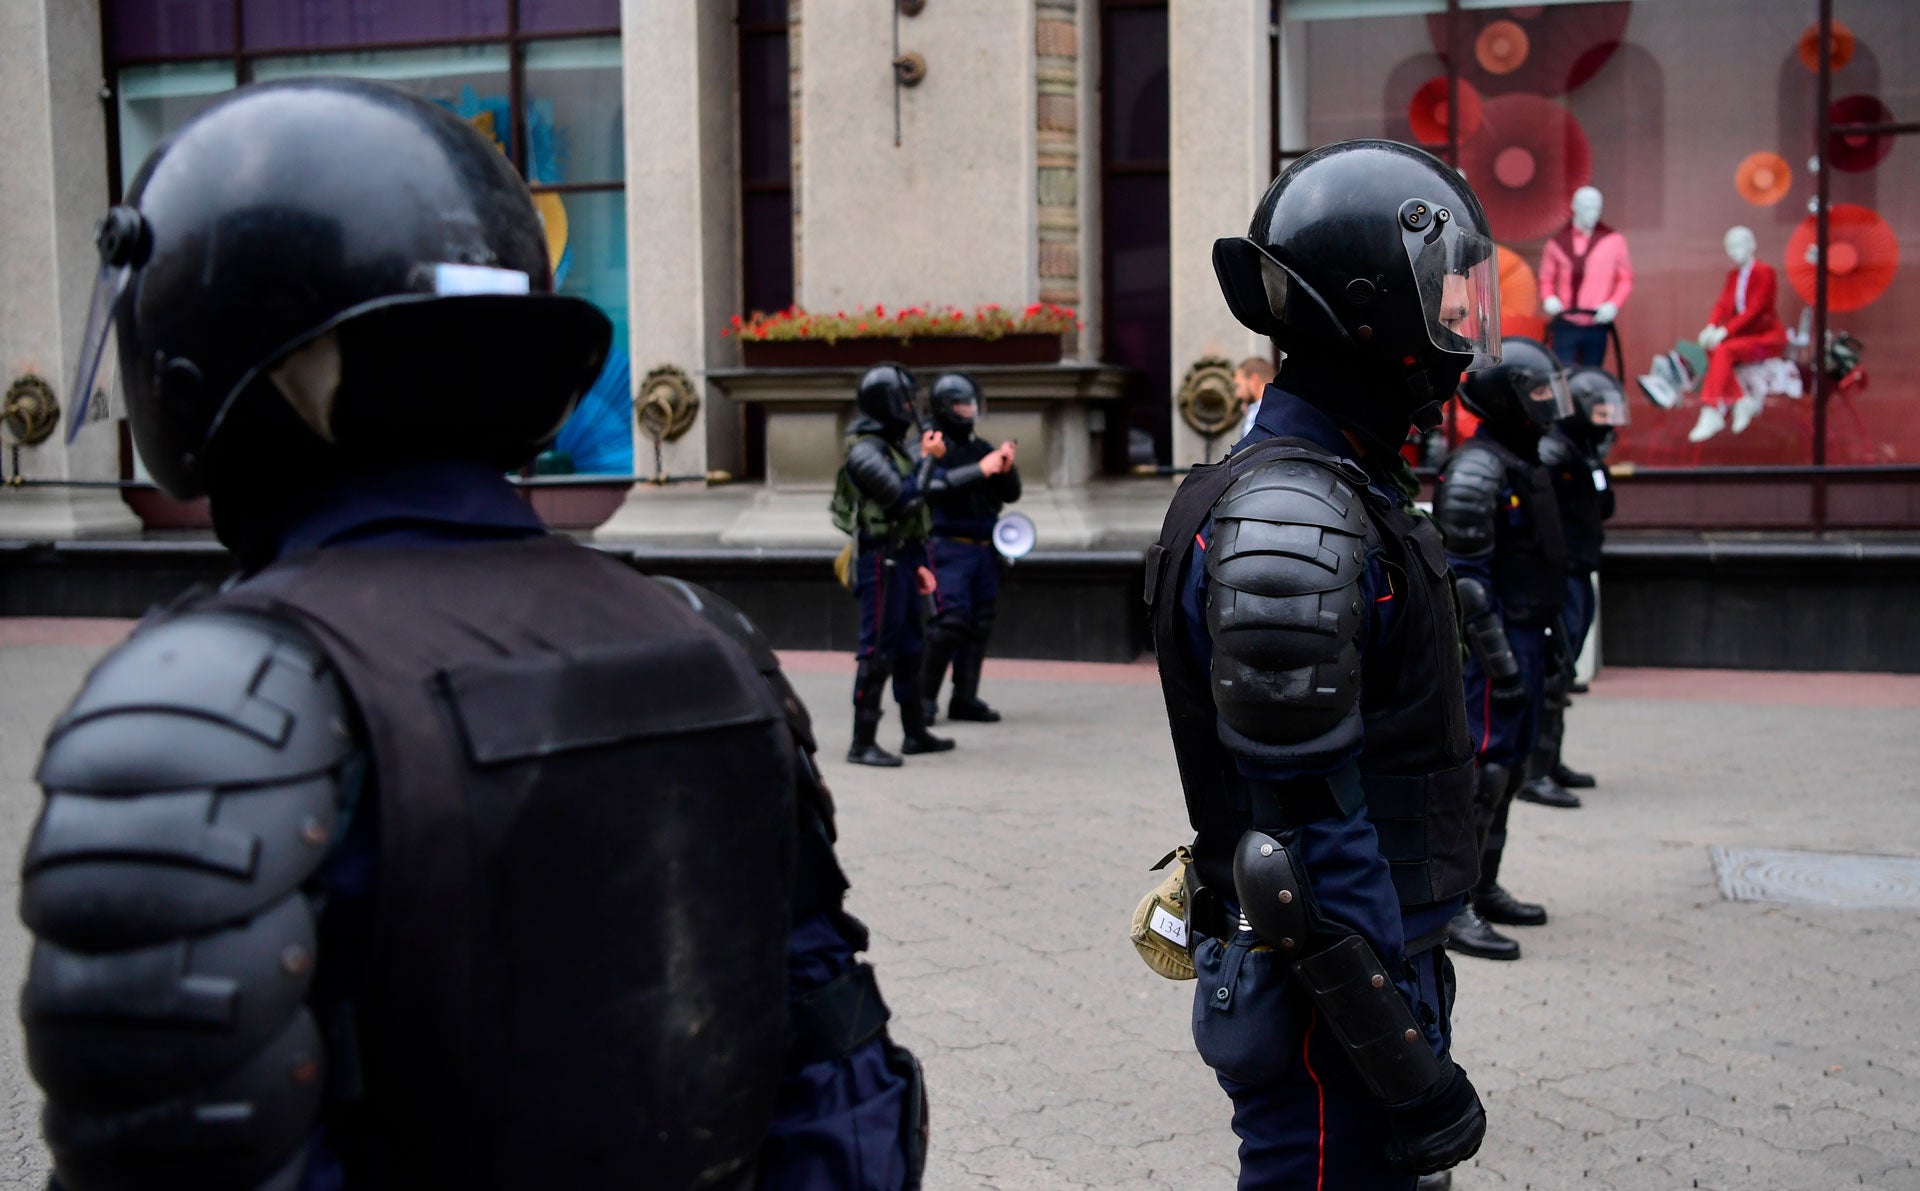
[1433,337,1577,963]
[833,363,955,766]
[21,79,925,1191]
[1146,140,1492,1188]
[917,372,1021,724]
[1521,366,1625,804]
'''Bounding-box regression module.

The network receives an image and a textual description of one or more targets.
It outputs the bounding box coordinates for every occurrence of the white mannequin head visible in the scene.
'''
[1724,225,1757,266]
[1571,186,1604,232]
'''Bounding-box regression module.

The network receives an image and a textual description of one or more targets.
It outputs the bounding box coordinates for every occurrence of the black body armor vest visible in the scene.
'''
[200,536,796,1190]
[1443,437,1569,627]
[1145,438,1480,910]
[1541,430,1613,574]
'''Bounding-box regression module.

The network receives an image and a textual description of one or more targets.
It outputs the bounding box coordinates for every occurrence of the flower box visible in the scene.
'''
[741,332,1063,369]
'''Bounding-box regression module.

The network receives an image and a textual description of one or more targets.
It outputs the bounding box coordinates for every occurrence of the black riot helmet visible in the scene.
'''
[69,78,612,499]
[855,363,919,438]
[1458,336,1575,438]
[928,372,985,437]
[1213,140,1501,450]
[1565,366,1630,434]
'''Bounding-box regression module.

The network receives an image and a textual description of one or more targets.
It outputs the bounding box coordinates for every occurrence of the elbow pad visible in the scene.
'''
[1433,446,1503,559]
[21,612,360,1191]
[1204,460,1370,762]
[1455,577,1518,683]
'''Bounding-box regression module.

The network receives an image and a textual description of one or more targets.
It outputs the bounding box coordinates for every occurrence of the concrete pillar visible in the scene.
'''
[0,0,141,537]
[1166,6,1273,468]
[798,0,1036,312]
[598,0,740,539]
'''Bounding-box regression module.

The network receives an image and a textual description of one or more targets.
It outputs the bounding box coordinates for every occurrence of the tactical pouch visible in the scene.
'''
[1129,846,1197,981]
[833,542,856,589]
[1190,932,1303,1086]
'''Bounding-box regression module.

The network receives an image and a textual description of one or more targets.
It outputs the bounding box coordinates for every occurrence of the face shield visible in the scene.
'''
[1520,368,1577,430]
[67,208,151,444]
[1399,199,1500,372]
[1570,370,1630,428]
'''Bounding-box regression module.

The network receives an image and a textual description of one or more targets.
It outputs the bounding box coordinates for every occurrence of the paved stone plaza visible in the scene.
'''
[2,623,1918,1188]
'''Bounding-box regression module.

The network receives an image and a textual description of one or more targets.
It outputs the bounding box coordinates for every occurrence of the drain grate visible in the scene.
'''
[1712,846,1920,911]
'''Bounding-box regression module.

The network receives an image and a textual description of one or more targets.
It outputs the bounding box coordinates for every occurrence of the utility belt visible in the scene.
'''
[932,532,990,546]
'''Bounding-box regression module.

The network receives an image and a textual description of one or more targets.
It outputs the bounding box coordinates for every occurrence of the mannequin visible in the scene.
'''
[1539,186,1634,366]
[1687,225,1787,442]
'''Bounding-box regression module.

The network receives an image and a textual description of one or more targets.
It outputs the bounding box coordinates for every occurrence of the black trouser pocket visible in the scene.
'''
[1191,933,1306,1086]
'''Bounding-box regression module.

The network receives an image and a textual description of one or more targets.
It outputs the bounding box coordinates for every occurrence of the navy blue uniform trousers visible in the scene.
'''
[1462,625,1550,767]
[852,541,927,705]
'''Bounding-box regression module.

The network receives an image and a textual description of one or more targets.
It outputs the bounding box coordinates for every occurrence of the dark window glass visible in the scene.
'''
[107,0,234,60]
[239,0,508,52]
[1103,8,1168,166]
[743,192,795,317]
[738,28,790,184]
[518,0,619,34]
[738,0,787,26]
[1101,3,1170,468]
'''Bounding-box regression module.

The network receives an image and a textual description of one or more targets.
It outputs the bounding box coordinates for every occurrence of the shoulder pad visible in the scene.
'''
[1203,458,1369,756]
[1207,457,1372,597]
[1434,444,1504,558]
[24,611,358,951]
[652,577,814,752]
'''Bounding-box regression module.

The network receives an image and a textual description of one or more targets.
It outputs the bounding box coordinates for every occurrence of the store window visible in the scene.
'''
[1277,0,1916,473]
[101,0,631,476]
[1101,0,1171,471]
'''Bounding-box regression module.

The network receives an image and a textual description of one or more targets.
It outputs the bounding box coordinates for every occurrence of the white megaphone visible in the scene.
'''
[992,511,1036,562]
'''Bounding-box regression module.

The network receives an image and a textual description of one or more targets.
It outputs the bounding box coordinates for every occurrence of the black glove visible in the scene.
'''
[1383,1058,1487,1175]
[1490,670,1529,707]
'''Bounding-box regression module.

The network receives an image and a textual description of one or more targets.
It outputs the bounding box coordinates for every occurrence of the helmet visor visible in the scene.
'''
[1402,209,1500,372]
[1522,369,1577,429]
[67,263,131,444]
[1570,370,1631,428]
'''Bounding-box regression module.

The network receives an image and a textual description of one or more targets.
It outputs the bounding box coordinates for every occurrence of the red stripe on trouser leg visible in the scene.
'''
[1302,1013,1326,1191]
[1480,678,1493,755]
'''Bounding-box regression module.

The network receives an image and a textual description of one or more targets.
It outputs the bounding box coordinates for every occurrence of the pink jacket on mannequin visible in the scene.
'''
[1539,224,1634,326]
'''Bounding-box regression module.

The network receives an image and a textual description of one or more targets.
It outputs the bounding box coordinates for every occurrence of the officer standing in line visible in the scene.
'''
[835,363,956,766]
[918,372,1021,724]
[20,80,925,1190]
[1521,366,1626,803]
[1433,337,1577,963]
[1146,140,1493,1189]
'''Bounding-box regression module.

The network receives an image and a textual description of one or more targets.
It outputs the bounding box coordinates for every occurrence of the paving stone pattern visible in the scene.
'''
[1,640,1917,1188]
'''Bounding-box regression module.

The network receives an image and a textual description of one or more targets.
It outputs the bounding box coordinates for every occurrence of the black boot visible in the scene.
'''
[897,665,955,755]
[1552,762,1596,789]
[847,661,903,767]
[920,628,960,729]
[1447,905,1520,961]
[847,711,902,767]
[947,637,1001,723]
[1474,883,1548,927]
[1416,1173,1453,1190]
[1517,774,1581,808]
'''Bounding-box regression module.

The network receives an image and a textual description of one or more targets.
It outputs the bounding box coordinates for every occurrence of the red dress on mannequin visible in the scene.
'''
[1700,260,1787,408]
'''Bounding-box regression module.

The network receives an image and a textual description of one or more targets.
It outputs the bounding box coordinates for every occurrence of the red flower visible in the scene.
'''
[875,304,886,318]
[857,322,868,332]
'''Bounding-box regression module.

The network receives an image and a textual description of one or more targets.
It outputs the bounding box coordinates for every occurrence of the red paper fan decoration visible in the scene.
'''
[1828,95,1896,172]
[1458,94,1593,242]
[1496,245,1546,341]
[1429,4,1631,97]
[1408,77,1484,146]
[1798,19,1855,72]
[1735,152,1792,206]
[1786,204,1899,312]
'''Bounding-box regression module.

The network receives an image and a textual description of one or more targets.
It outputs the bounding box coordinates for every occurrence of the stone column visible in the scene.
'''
[0,0,141,537]
[597,0,743,540]
[1166,6,1273,468]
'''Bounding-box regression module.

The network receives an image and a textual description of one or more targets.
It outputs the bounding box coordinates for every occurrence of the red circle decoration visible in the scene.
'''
[1429,4,1631,97]
[1786,204,1899,312]
[1798,20,1856,72]
[1475,21,1529,76]
[1827,95,1896,173]
[1735,151,1792,206]
[1408,77,1484,146]
[1458,94,1593,242]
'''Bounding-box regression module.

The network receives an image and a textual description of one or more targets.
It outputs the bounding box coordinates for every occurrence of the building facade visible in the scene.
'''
[1,0,1914,548]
